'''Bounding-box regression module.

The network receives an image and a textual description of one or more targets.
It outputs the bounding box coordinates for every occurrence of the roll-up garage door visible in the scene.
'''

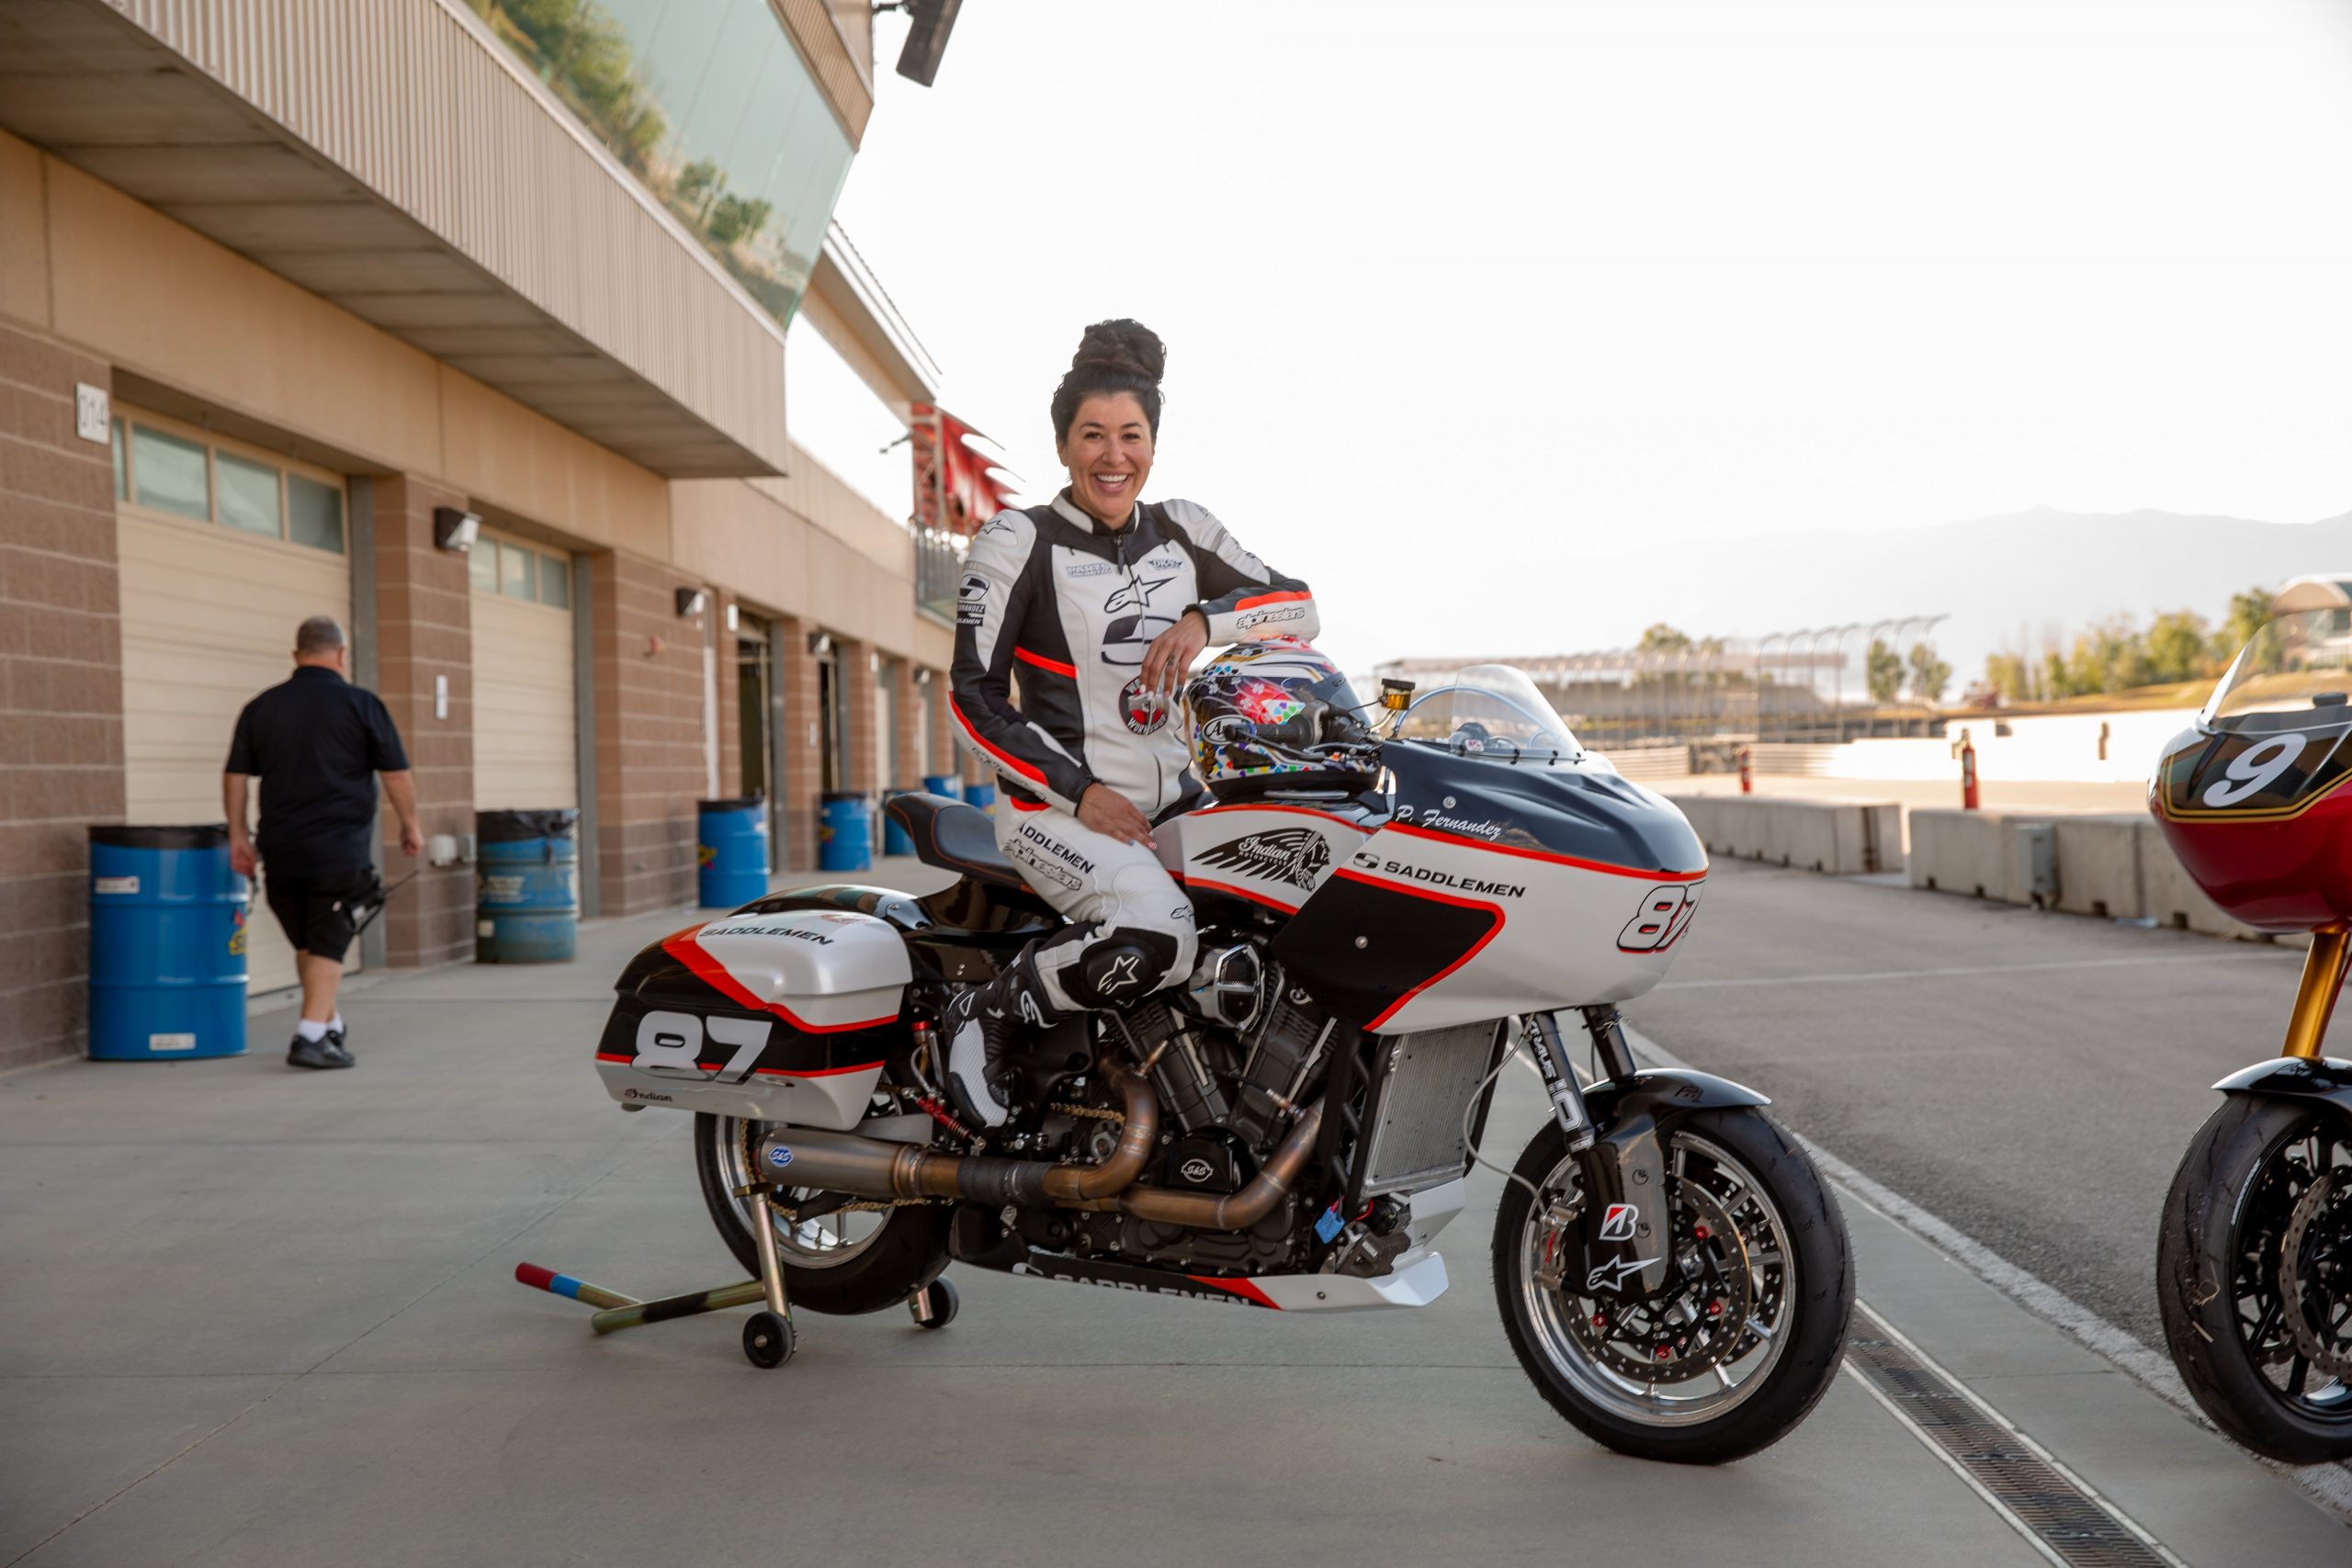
[469,530,578,810]
[112,408,356,997]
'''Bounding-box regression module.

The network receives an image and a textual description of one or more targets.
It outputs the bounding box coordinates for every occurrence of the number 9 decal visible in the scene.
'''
[2201,733,2308,809]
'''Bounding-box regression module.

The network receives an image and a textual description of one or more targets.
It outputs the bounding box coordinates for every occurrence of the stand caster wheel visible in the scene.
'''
[910,1278,958,1330]
[743,1310,796,1369]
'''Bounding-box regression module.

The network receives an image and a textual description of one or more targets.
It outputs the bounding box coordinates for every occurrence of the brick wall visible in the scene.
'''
[714,591,742,807]
[369,476,474,967]
[590,550,710,912]
[0,325,122,1070]
[889,660,922,794]
[775,616,820,869]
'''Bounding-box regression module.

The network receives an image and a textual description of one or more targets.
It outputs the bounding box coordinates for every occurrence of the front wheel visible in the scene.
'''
[2156,1096,2352,1464]
[1492,1108,1852,1463]
[694,1112,952,1316]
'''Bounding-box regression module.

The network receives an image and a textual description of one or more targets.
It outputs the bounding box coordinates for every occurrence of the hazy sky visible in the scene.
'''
[795,0,2352,674]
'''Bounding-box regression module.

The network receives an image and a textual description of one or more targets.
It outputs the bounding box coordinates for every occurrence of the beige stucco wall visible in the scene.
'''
[1,125,949,668]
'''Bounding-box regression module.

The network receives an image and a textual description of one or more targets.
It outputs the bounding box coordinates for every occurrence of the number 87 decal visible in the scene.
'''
[1617,882,1703,953]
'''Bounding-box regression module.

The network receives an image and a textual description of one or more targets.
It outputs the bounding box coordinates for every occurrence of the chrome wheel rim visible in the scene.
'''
[2233,1116,2352,1422]
[718,1116,889,1269]
[1516,1130,1795,1427]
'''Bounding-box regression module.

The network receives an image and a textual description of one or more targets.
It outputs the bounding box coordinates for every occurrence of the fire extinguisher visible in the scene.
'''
[1960,735,1979,811]
[1737,746,1753,795]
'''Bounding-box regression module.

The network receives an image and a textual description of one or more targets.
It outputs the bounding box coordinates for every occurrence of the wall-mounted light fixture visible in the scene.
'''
[434,506,481,553]
[808,631,833,657]
[674,586,708,619]
[913,668,932,686]
[724,603,740,634]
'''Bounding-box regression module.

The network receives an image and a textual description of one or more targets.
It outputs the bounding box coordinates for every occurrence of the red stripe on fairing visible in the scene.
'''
[1012,646,1078,678]
[594,1052,632,1064]
[950,697,1048,786]
[1331,866,1505,1031]
[1186,1273,1283,1309]
[1233,590,1311,612]
[1174,872,1299,916]
[596,1048,878,1079]
[1191,802,1367,830]
[1383,820,1703,881]
[662,925,900,1034]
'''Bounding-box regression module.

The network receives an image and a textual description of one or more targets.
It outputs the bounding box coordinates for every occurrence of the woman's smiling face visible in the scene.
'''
[1058,391,1155,526]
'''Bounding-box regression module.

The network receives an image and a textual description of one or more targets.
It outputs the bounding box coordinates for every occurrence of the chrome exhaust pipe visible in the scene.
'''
[752,1067,1159,1208]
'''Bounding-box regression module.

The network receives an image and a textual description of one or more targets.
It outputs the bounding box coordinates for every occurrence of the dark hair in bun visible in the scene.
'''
[1051,318,1165,446]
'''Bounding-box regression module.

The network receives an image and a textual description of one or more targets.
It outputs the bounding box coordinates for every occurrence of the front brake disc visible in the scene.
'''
[2278,1167,2352,1382]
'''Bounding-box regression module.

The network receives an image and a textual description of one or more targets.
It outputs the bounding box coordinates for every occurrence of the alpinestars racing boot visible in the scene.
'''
[943,950,1065,1129]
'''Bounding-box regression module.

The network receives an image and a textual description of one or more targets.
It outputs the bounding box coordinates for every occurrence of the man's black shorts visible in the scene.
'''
[263,869,377,962]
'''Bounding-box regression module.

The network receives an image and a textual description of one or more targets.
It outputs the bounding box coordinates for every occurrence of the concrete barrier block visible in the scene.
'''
[1664,796,1901,875]
[1908,810,2046,903]
[2052,816,2146,919]
[2136,818,2271,942]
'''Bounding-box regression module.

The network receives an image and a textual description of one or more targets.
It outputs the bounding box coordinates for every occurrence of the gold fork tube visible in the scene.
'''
[2281,927,2352,1059]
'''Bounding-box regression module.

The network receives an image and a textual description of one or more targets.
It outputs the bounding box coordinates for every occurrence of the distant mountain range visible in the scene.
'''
[1427,505,2352,693]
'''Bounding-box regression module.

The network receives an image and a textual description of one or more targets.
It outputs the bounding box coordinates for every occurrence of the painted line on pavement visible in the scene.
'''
[1652,949,2293,992]
[1621,1022,2352,1521]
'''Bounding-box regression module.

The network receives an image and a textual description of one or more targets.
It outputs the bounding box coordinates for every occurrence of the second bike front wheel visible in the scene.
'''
[2157,1095,2352,1464]
[1492,1106,1852,1464]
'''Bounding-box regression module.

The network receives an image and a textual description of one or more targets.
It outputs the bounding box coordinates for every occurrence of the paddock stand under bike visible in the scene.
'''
[513,1176,959,1368]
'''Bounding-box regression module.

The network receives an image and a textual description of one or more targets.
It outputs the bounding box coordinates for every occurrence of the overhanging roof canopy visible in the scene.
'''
[0,0,797,478]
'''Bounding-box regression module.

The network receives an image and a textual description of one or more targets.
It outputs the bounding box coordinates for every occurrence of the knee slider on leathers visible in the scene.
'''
[1066,932,1182,1009]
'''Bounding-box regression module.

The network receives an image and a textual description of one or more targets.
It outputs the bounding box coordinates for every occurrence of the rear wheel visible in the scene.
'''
[694,1112,951,1316]
[1492,1107,1852,1463]
[2157,1096,2352,1463]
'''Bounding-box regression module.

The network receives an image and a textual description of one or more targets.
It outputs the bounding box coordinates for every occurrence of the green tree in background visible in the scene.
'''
[675,159,724,223]
[1984,649,2032,702]
[1637,624,1693,652]
[475,0,664,172]
[1866,638,1903,703]
[2212,586,2274,668]
[2143,611,2210,683]
[1906,642,1951,704]
[707,195,775,246]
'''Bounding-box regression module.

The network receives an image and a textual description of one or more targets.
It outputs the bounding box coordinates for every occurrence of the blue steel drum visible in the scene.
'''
[962,780,997,815]
[476,809,579,963]
[87,824,249,1061]
[820,791,873,873]
[881,791,916,857]
[922,773,956,798]
[698,796,769,908]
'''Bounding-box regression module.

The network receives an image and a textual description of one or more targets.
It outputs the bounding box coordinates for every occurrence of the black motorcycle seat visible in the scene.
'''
[885,792,1028,893]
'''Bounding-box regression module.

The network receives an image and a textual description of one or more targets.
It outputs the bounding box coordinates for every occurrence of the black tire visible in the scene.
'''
[1492,1107,1853,1464]
[2156,1096,2352,1465]
[694,1112,952,1316]
[742,1310,795,1369]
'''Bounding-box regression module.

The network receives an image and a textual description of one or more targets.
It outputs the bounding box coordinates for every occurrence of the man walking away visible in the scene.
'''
[223,616,423,1069]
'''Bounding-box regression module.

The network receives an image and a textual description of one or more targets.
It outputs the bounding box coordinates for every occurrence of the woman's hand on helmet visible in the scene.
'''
[1078,782,1157,850]
[1140,608,1210,701]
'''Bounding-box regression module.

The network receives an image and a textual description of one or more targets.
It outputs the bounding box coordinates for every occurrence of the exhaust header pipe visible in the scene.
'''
[751,1069,1326,1235]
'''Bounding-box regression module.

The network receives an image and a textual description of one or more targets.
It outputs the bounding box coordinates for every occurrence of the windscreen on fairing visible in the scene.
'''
[2202,609,2352,736]
[1393,665,1584,762]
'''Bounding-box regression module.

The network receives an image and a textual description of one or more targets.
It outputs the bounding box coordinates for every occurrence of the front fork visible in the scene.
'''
[2283,927,2352,1060]
[1521,1007,1673,1300]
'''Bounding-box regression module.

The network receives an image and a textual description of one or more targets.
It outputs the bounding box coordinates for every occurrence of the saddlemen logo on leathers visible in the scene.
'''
[1196,828,1331,890]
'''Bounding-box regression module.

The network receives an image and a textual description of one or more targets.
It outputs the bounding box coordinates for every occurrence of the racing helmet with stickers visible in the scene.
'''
[1183,638,1380,801]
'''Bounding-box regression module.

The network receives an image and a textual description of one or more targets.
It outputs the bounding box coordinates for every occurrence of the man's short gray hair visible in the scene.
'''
[295,615,346,657]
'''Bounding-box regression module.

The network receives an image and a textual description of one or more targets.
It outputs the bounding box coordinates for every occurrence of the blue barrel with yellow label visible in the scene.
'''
[87,824,249,1061]
[698,796,769,908]
[963,780,997,815]
[820,791,873,873]
[476,809,579,963]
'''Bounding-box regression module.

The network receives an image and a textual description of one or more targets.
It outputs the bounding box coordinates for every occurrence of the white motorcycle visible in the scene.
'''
[582,661,1852,1463]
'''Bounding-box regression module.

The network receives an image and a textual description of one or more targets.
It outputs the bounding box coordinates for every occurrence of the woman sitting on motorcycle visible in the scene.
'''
[944,318,1320,1126]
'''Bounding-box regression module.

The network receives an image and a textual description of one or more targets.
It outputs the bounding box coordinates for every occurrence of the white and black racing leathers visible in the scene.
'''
[945,491,1318,1053]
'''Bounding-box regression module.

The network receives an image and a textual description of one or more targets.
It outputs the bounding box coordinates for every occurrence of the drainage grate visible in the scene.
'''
[1843,1304,2183,1568]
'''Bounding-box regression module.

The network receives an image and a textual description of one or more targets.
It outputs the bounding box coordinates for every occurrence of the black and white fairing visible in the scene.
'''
[594,908,913,1126]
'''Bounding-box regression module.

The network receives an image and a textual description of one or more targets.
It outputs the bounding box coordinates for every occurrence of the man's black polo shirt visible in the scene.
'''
[225,666,410,876]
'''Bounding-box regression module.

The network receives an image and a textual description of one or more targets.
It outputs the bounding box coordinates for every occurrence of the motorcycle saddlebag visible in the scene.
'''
[594,908,912,1127]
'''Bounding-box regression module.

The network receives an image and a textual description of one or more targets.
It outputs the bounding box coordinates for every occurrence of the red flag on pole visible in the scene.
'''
[911,405,1016,536]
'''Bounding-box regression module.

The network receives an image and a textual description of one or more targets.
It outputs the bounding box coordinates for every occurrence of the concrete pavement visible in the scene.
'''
[5,859,2345,1564]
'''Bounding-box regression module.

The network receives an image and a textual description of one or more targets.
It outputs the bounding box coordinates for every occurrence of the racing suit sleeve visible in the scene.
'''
[950,511,1098,813]
[1163,500,1321,646]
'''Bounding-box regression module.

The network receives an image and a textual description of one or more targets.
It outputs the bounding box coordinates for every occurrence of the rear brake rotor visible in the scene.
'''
[2278,1166,2352,1382]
